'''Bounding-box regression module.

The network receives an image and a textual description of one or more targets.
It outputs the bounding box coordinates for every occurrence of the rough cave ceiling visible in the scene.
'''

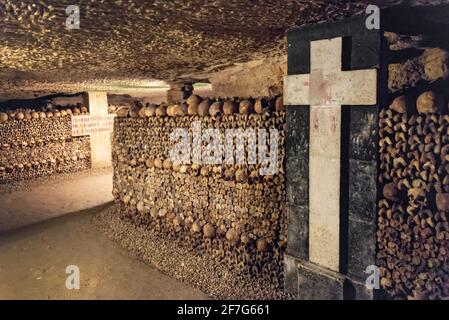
[0,0,447,97]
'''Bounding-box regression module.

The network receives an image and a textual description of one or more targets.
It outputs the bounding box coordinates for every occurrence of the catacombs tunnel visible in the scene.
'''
[1,1,449,301]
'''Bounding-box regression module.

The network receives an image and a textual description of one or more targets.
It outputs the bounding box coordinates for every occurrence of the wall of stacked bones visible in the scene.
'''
[379,33,449,299]
[112,95,287,287]
[0,105,91,184]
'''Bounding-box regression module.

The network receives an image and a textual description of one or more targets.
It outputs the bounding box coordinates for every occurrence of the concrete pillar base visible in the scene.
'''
[284,254,375,300]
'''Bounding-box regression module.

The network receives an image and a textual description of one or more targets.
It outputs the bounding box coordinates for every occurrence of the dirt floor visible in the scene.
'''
[0,169,114,233]
[0,170,208,300]
[0,169,290,300]
[0,204,208,300]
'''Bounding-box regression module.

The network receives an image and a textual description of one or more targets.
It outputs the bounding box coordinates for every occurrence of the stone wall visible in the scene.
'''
[208,56,286,98]
[0,107,91,184]
[112,96,287,288]
[378,33,449,299]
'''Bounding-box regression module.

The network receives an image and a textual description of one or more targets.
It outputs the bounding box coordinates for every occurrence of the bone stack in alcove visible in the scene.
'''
[0,105,91,184]
[378,32,449,300]
[112,95,287,288]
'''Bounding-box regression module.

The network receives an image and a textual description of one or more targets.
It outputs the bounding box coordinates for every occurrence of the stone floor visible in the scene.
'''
[0,204,208,300]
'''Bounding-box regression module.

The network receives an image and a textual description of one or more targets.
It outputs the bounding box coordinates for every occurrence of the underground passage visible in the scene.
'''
[1,1,449,305]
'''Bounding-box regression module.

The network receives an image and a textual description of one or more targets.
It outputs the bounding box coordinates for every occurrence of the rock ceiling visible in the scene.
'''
[0,0,446,97]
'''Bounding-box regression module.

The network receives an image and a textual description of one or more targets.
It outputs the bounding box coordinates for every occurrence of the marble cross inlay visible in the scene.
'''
[284,37,377,271]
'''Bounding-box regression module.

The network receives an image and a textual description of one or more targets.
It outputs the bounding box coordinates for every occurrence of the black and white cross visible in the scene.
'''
[284,37,377,272]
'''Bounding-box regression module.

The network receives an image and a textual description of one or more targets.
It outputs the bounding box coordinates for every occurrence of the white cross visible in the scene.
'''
[284,37,377,272]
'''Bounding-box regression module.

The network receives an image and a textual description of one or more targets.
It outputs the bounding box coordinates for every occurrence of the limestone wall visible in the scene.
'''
[112,96,287,287]
[378,34,449,299]
[208,56,286,98]
[0,107,91,184]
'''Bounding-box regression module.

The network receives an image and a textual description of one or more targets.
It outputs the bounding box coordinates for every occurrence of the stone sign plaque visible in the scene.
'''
[71,114,115,137]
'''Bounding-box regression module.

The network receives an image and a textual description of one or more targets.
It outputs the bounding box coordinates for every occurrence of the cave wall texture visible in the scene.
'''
[209,55,287,98]
[1,0,444,98]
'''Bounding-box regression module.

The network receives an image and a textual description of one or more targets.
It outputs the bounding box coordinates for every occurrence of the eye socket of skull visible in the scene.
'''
[408,188,426,202]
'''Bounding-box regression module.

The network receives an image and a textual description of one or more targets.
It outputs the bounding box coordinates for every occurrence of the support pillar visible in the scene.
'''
[284,15,381,300]
[83,92,112,168]
[283,5,449,300]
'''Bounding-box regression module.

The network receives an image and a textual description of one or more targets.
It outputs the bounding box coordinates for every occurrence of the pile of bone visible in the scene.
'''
[112,113,285,182]
[0,103,89,123]
[96,206,293,299]
[0,137,90,184]
[378,34,449,300]
[115,95,284,118]
[0,105,91,184]
[111,102,287,288]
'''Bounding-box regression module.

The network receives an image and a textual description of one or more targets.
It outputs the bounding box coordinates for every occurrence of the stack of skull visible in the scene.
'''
[112,95,287,288]
[378,32,449,299]
[0,104,91,184]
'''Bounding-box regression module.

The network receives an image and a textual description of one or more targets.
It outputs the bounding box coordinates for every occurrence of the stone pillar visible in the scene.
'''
[283,15,381,300]
[166,84,184,104]
[284,4,449,301]
[83,92,112,168]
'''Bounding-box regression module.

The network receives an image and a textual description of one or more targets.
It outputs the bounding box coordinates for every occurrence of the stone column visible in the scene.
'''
[166,84,184,104]
[283,15,381,300]
[83,92,112,168]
